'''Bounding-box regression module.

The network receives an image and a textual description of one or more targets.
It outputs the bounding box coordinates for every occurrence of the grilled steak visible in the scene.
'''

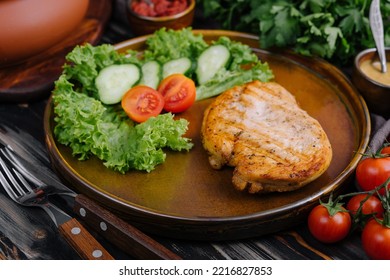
[201,80,332,194]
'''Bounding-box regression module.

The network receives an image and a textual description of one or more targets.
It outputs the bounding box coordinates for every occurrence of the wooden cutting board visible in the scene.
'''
[0,0,112,103]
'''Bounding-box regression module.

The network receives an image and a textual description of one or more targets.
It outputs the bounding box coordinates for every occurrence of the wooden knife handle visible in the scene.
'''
[59,218,114,260]
[73,194,181,260]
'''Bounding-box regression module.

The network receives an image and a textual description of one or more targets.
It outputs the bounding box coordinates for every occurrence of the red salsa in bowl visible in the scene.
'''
[131,0,188,17]
[126,0,195,35]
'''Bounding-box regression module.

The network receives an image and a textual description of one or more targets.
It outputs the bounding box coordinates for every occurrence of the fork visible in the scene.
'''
[0,127,182,260]
[0,157,114,260]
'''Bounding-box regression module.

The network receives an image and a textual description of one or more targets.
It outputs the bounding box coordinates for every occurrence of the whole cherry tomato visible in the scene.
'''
[355,154,390,195]
[361,218,390,260]
[308,204,351,243]
[346,194,384,218]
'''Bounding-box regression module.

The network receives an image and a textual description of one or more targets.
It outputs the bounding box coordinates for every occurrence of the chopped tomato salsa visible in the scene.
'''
[131,0,188,17]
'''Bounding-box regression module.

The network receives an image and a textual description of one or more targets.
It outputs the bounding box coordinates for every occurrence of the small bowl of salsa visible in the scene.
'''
[126,0,195,36]
[352,48,390,117]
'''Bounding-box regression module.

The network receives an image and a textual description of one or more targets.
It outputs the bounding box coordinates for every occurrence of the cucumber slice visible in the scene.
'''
[95,64,140,105]
[162,57,193,78]
[196,44,231,84]
[139,60,161,89]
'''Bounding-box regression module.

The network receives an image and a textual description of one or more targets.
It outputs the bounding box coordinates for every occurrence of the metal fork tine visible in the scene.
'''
[0,155,69,226]
[0,156,37,204]
[0,147,75,200]
[14,171,31,191]
[0,147,115,259]
[0,148,44,188]
[13,171,38,202]
[8,169,26,195]
[0,157,21,202]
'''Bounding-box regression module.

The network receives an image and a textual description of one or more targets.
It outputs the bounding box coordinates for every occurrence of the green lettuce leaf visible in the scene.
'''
[143,27,208,63]
[53,48,193,173]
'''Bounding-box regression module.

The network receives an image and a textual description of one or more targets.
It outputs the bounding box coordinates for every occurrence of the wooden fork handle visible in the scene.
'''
[73,194,182,260]
[59,218,114,260]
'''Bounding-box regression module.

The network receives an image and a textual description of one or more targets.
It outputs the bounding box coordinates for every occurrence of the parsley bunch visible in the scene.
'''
[199,0,390,65]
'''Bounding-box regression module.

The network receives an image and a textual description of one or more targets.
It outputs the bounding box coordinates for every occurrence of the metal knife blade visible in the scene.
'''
[0,124,181,260]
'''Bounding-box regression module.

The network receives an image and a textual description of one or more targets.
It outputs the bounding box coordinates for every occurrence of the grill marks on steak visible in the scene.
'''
[201,81,333,194]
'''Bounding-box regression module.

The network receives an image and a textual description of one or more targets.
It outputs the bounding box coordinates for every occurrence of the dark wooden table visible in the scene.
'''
[0,0,371,260]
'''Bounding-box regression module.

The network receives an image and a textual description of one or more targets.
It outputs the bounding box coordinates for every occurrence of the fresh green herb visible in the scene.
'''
[199,0,390,65]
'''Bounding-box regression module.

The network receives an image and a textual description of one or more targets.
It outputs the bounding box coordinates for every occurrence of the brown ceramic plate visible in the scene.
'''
[0,0,112,103]
[44,30,371,241]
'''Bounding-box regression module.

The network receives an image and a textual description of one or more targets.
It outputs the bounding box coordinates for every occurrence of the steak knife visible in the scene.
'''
[0,124,181,260]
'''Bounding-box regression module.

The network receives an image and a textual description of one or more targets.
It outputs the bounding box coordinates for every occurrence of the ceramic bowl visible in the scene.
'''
[0,0,89,67]
[126,0,195,36]
[352,48,390,117]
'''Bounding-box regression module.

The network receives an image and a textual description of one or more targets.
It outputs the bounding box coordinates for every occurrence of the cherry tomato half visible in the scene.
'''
[121,85,164,123]
[158,74,196,113]
[308,204,351,243]
[346,194,384,218]
[355,156,390,195]
[362,219,390,260]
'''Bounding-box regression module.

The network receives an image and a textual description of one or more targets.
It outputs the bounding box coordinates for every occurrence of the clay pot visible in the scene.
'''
[0,0,89,66]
